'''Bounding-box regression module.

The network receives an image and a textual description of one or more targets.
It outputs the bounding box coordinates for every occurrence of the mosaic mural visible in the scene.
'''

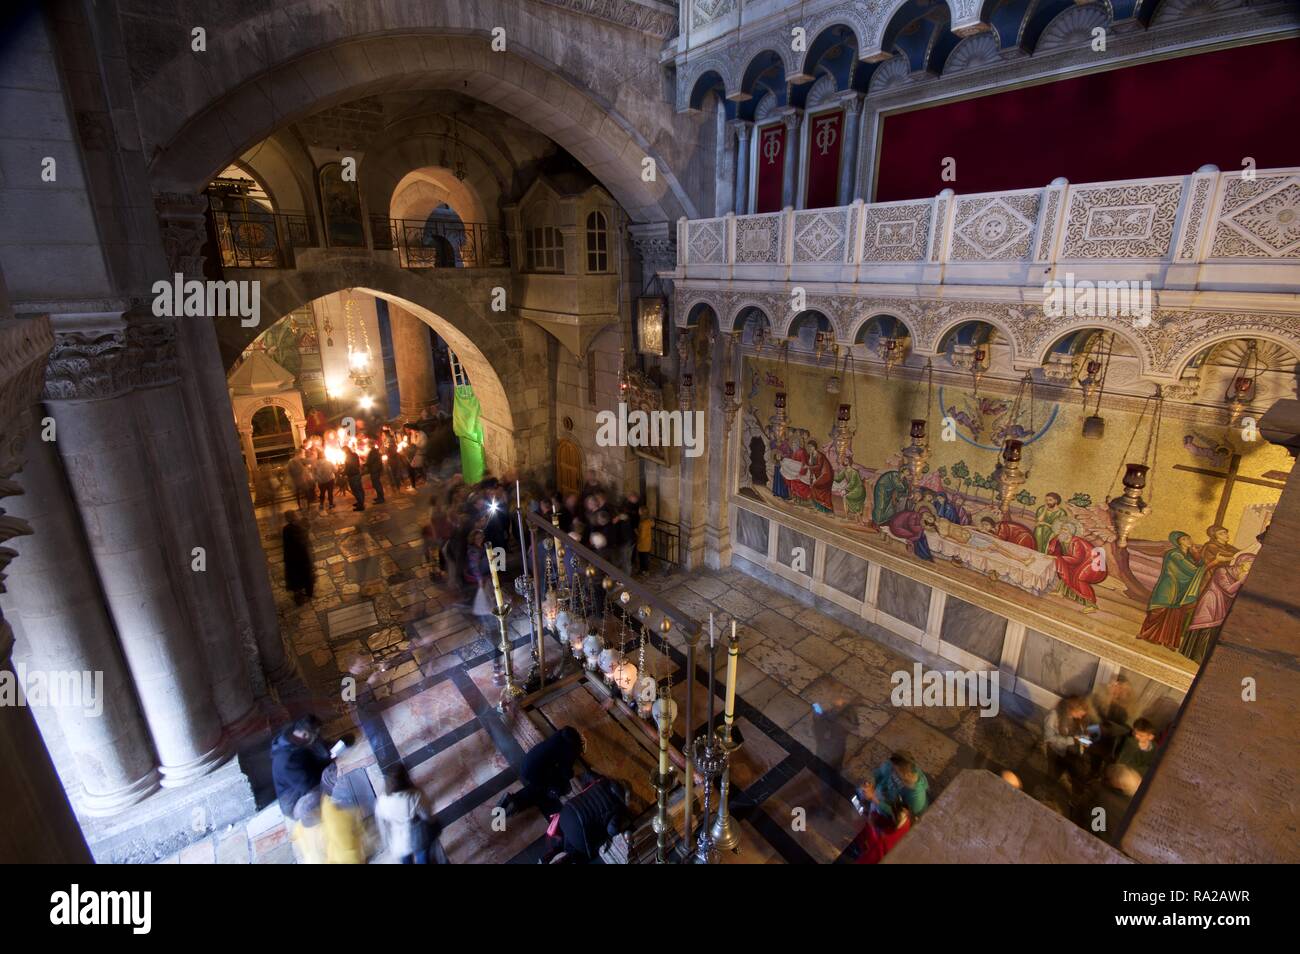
[737,357,1292,674]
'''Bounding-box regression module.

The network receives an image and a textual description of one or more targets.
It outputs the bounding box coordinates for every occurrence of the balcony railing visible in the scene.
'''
[677,166,1300,292]
[210,206,316,269]
[378,217,511,270]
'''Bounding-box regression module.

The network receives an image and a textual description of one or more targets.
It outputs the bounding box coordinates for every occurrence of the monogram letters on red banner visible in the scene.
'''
[805,109,843,209]
[754,122,785,213]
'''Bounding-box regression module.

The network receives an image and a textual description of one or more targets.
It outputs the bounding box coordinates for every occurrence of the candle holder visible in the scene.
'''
[493,601,523,713]
[692,736,728,864]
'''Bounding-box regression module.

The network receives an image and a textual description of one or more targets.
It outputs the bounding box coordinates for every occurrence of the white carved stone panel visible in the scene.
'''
[1060,181,1182,260]
[793,208,849,263]
[950,193,1040,261]
[688,218,725,264]
[861,200,931,262]
[735,213,783,264]
[1209,174,1300,259]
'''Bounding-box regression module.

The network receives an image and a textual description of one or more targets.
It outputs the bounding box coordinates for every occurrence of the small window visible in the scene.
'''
[526,225,565,272]
[585,211,609,273]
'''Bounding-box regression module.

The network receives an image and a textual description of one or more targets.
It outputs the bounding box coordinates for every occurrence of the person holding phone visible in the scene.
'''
[1043,695,1096,787]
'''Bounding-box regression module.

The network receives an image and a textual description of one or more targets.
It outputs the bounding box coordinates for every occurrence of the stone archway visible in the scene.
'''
[244,255,548,479]
[140,17,696,224]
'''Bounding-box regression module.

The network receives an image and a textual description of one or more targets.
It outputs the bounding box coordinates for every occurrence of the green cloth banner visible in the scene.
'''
[452,383,485,485]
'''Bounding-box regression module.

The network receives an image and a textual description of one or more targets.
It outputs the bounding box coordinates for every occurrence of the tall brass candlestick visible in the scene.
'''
[711,620,741,851]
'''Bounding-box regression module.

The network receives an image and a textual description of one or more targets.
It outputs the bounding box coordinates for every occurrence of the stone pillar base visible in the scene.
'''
[78,770,162,818]
[157,741,231,788]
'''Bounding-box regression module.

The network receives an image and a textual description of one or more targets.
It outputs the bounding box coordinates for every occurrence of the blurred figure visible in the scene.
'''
[545,775,629,864]
[282,510,314,605]
[289,791,327,864]
[498,727,585,818]
[464,528,491,617]
[403,423,429,485]
[636,508,654,575]
[999,770,1023,790]
[313,451,336,512]
[375,766,439,864]
[1043,694,1098,787]
[1074,763,1142,847]
[381,426,411,491]
[287,449,316,512]
[271,715,333,819]
[858,751,929,825]
[850,797,912,864]
[343,446,365,511]
[811,697,850,776]
[1113,717,1159,777]
[320,763,366,864]
[364,439,386,504]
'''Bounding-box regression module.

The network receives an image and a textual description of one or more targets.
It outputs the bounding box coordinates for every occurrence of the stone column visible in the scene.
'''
[732,122,754,216]
[43,312,227,787]
[714,106,735,217]
[780,110,803,210]
[836,93,865,207]
[156,193,293,688]
[0,314,92,862]
[3,408,160,815]
[389,304,438,419]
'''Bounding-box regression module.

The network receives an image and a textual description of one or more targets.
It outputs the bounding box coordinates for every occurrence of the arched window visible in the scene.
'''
[526,226,565,272]
[585,211,609,273]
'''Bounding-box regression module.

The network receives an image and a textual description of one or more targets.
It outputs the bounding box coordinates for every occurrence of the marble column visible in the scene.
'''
[2,408,160,815]
[732,122,754,216]
[836,94,865,207]
[390,304,438,419]
[714,105,735,217]
[780,110,804,210]
[155,193,293,688]
[0,315,92,862]
[43,312,227,787]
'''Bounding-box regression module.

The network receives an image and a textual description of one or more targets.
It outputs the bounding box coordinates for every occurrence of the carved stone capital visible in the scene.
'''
[42,312,180,402]
[630,221,678,276]
[154,192,209,280]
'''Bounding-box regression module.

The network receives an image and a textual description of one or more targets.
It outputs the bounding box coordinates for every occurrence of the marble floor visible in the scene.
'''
[163,479,1069,864]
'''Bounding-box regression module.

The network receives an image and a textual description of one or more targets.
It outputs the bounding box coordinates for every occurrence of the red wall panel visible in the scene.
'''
[755,122,786,213]
[875,38,1300,202]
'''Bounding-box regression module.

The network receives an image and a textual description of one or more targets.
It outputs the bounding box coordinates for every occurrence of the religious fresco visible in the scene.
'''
[245,309,327,410]
[737,356,1292,674]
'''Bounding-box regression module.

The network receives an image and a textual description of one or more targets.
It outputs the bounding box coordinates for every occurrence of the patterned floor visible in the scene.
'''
[162,479,1063,863]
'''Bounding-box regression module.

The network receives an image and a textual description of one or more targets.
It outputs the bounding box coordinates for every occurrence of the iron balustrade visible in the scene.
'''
[209,205,316,269]
[385,217,510,269]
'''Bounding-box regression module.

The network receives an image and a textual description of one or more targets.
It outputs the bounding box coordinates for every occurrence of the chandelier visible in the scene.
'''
[344,292,373,390]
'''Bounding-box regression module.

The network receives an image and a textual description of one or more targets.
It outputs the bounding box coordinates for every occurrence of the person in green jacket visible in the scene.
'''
[835,456,867,523]
[859,751,929,823]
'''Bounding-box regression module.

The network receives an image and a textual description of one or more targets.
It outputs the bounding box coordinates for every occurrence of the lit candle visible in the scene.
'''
[487,545,505,610]
[724,618,738,725]
[706,613,716,748]
[658,721,670,778]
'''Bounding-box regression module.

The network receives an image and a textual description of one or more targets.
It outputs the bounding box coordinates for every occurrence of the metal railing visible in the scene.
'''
[381,217,510,269]
[210,206,316,269]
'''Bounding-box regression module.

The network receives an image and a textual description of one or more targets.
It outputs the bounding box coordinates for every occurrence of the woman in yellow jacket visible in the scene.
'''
[320,764,367,864]
[636,511,654,575]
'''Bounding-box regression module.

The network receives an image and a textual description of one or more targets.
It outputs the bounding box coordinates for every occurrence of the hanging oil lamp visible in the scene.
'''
[901,419,929,487]
[1107,464,1152,548]
[1225,340,1259,426]
[970,346,989,395]
[830,403,855,462]
[993,439,1027,516]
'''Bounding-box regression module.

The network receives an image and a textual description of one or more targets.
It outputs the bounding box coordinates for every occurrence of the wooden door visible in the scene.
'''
[556,439,582,497]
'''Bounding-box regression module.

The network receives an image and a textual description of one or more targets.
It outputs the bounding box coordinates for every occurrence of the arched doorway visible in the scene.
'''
[556,438,583,497]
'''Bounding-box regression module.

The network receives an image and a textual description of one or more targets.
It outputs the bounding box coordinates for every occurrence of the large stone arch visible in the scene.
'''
[138,10,696,223]
[243,254,543,477]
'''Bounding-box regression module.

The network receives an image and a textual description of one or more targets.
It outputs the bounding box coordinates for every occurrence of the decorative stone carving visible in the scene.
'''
[1035,4,1111,54]
[1061,181,1182,260]
[154,192,210,278]
[1209,174,1300,259]
[1176,176,1216,261]
[951,193,1040,261]
[538,0,680,38]
[42,315,179,402]
[687,219,726,264]
[944,32,1001,73]
[868,55,910,95]
[862,200,931,262]
[630,221,678,275]
[793,209,849,263]
[690,0,735,30]
[734,214,782,264]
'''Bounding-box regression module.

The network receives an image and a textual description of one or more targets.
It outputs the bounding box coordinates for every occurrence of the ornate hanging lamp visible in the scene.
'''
[1081,333,1114,440]
[993,373,1034,514]
[1107,388,1163,547]
[344,291,373,390]
[1225,339,1259,426]
[900,360,933,486]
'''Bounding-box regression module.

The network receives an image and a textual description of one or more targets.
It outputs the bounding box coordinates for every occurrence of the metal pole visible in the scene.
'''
[530,523,545,690]
[682,637,695,857]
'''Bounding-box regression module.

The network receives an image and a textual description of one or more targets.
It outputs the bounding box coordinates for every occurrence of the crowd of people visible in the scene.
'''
[270,714,630,864]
